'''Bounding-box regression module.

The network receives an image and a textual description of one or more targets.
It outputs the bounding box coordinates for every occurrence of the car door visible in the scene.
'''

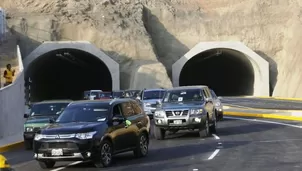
[108,103,128,152]
[120,101,138,149]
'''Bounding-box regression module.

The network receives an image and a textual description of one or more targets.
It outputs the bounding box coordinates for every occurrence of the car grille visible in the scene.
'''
[165,110,189,117]
[40,142,78,149]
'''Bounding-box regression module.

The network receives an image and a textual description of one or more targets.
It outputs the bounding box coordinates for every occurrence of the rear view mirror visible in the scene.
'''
[24,114,29,118]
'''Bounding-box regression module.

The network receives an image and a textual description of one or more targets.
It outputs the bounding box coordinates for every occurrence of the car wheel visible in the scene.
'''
[209,114,217,134]
[24,140,32,150]
[38,160,56,169]
[153,126,165,140]
[133,133,149,158]
[199,117,210,138]
[94,140,113,168]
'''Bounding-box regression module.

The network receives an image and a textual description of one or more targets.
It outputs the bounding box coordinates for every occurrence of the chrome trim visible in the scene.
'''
[43,134,76,139]
[35,153,83,159]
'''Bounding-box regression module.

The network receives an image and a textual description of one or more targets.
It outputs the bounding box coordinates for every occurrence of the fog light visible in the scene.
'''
[157,119,162,124]
[194,118,201,122]
[218,109,222,111]
[87,152,91,157]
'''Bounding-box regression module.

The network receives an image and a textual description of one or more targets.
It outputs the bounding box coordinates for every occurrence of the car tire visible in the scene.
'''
[38,160,56,169]
[209,114,217,134]
[199,117,210,138]
[133,132,149,158]
[94,140,113,168]
[24,140,32,150]
[153,126,165,140]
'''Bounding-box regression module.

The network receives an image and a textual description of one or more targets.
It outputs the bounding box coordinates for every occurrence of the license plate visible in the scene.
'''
[173,120,182,124]
[51,149,63,156]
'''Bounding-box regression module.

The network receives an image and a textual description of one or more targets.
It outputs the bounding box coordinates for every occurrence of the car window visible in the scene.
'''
[120,102,135,117]
[210,90,217,99]
[112,104,123,117]
[56,103,110,123]
[163,89,204,102]
[30,103,69,116]
[131,101,143,115]
[202,89,209,98]
[143,90,166,100]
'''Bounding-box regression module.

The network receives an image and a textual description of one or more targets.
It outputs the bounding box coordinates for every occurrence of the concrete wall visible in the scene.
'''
[0,45,25,139]
[172,41,270,96]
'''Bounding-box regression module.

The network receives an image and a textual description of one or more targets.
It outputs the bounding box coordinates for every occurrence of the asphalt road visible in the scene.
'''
[4,117,302,171]
[221,97,302,110]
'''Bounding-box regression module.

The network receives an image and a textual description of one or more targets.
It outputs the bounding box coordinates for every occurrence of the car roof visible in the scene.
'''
[143,89,166,92]
[70,98,136,106]
[35,100,72,104]
[167,85,208,91]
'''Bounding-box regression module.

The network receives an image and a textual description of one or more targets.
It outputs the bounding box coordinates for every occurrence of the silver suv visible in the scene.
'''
[153,86,217,140]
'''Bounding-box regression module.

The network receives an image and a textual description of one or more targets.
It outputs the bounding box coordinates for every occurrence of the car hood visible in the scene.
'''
[41,122,104,134]
[142,99,161,104]
[25,115,56,124]
[161,102,205,110]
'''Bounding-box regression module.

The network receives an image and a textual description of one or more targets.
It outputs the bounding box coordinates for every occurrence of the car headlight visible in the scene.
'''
[75,131,97,140]
[215,102,221,107]
[25,127,33,132]
[190,109,203,115]
[154,110,165,117]
[144,103,151,107]
[34,134,44,141]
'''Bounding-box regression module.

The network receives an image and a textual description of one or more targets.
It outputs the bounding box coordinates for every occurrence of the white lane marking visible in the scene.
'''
[193,169,199,171]
[212,134,220,140]
[208,149,220,160]
[50,161,82,171]
[224,116,302,129]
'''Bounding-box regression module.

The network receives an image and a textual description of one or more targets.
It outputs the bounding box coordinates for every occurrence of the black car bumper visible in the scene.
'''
[33,139,99,161]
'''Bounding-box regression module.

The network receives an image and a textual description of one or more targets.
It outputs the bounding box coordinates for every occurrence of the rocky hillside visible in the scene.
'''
[1,0,302,96]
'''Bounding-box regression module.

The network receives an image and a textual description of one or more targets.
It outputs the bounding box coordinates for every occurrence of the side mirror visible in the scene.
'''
[218,96,222,100]
[49,118,55,123]
[205,98,211,102]
[136,96,141,100]
[112,115,124,123]
[24,114,29,118]
[156,100,162,106]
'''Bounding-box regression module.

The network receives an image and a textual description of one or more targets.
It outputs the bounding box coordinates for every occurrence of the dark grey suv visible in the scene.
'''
[153,86,217,140]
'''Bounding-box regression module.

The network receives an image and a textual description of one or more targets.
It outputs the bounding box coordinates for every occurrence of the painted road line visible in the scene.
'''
[208,149,220,160]
[51,161,82,171]
[224,111,302,121]
[0,141,24,153]
[224,116,302,129]
[212,134,220,140]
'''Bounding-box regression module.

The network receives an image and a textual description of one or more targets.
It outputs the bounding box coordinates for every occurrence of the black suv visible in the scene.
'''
[33,99,150,169]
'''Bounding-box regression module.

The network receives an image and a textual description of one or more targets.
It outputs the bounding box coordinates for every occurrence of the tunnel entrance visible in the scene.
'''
[23,42,120,102]
[26,49,111,101]
[179,48,255,96]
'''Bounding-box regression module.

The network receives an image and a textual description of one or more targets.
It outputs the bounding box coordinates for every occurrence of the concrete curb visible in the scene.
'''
[224,111,302,121]
[239,96,302,101]
[0,141,23,153]
[223,105,302,113]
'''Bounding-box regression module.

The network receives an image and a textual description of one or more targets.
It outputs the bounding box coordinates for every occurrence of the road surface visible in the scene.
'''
[4,117,302,171]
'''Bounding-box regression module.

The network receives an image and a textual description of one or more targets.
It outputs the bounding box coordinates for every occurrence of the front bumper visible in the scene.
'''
[33,139,98,161]
[154,115,207,130]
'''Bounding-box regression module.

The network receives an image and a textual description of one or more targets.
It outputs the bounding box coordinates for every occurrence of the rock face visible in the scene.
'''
[1,0,302,96]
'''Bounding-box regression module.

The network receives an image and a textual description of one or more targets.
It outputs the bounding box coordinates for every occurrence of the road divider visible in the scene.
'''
[0,141,23,153]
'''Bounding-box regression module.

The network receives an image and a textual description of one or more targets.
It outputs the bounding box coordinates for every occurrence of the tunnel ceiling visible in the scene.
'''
[172,41,270,96]
[23,41,119,101]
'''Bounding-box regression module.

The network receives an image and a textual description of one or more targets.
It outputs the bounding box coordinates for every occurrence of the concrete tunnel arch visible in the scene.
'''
[172,41,269,96]
[23,41,119,102]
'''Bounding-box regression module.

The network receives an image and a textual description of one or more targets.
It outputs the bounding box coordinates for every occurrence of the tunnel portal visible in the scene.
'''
[23,42,119,102]
[172,42,270,96]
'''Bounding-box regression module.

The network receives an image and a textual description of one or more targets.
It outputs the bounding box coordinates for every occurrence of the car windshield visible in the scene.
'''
[124,90,140,97]
[163,89,204,102]
[30,103,70,116]
[112,91,124,98]
[84,91,102,99]
[143,90,166,100]
[56,103,110,123]
[99,92,112,98]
